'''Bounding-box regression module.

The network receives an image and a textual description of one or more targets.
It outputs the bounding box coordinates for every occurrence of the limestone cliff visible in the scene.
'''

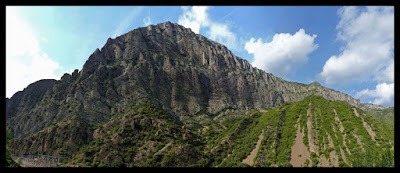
[7,21,362,157]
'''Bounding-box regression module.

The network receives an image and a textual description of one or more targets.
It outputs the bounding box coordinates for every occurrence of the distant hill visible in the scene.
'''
[360,105,394,126]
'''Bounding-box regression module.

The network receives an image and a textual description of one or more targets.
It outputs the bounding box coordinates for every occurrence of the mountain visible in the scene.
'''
[6,21,393,167]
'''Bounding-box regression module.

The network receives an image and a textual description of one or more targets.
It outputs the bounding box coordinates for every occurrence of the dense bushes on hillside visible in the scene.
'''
[61,95,394,167]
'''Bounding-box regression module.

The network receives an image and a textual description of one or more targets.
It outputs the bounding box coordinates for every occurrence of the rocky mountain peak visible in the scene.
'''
[310,81,322,86]
[79,21,255,82]
[7,21,363,141]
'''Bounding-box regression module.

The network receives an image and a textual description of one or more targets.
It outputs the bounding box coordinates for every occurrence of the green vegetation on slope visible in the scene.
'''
[68,100,205,167]
[62,95,393,167]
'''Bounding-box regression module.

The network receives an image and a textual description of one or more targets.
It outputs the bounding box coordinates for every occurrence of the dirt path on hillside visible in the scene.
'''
[340,148,349,165]
[242,131,264,166]
[362,119,377,141]
[343,133,351,154]
[334,109,351,155]
[353,108,377,144]
[307,104,318,154]
[327,133,339,167]
[257,108,268,113]
[352,108,360,117]
[333,109,344,132]
[290,116,311,167]
[155,142,172,155]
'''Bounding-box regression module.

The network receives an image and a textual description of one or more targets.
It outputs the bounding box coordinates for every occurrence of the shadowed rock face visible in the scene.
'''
[7,21,361,155]
[10,116,93,156]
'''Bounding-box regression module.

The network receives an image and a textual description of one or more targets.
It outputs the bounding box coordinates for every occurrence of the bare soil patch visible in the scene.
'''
[290,116,311,167]
[333,109,344,132]
[257,108,268,113]
[290,125,311,167]
[242,131,264,166]
[352,108,359,117]
[307,105,318,154]
[354,109,378,144]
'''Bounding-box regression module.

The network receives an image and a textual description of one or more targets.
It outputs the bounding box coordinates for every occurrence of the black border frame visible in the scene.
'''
[2,0,399,169]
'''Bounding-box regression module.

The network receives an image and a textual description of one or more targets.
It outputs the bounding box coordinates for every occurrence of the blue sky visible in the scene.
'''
[6,6,394,107]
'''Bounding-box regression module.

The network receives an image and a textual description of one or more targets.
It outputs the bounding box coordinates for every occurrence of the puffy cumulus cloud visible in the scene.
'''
[178,6,238,50]
[6,8,62,98]
[244,28,318,78]
[356,82,394,106]
[319,6,394,106]
[178,6,210,34]
[319,6,394,85]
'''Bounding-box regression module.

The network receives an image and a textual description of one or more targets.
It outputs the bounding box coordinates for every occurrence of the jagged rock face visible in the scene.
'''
[6,79,57,139]
[10,116,93,157]
[78,21,270,115]
[7,21,360,143]
[6,79,56,119]
[77,21,360,115]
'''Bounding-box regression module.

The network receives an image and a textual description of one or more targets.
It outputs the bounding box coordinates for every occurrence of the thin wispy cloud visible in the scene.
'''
[111,7,144,38]
[143,16,152,26]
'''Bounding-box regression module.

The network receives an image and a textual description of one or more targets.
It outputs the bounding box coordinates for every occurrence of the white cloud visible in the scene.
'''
[207,22,238,50]
[356,82,394,106]
[6,7,61,98]
[319,6,394,85]
[6,9,39,59]
[375,59,394,84]
[244,29,318,78]
[178,6,210,34]
[319,6,394,106]
[143,16,152,26]
[178,6,238,50]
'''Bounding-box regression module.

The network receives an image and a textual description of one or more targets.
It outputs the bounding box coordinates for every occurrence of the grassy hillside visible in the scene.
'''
[63,95,393,167]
